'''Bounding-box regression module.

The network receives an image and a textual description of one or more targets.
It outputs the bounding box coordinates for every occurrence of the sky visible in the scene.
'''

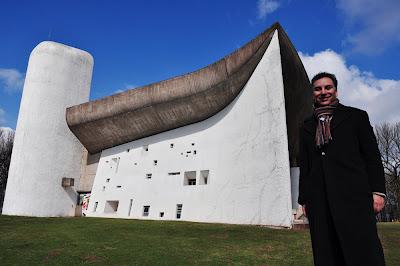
[1,0,400,129]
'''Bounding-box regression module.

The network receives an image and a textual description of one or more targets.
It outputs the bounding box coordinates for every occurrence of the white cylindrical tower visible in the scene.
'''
[2,41,93,217]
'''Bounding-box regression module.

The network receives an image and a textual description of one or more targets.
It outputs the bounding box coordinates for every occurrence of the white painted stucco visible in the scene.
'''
[2,41,93,217]
[87,31,293,227]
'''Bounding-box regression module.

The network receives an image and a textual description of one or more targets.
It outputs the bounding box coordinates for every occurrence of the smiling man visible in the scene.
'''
[298,72,386,266]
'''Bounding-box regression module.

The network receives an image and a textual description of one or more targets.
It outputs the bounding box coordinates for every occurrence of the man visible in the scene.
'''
[298,72,386,266]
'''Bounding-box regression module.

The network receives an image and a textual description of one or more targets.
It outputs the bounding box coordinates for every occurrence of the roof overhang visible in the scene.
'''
[66,22,312,160]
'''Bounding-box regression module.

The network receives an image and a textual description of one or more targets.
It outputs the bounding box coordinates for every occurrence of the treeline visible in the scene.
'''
[0,128,14,212]
[375,122,400,221]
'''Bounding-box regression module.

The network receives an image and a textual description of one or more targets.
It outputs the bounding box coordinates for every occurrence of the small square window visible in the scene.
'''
[153,160,158,166]
[104,200,119,213]
[146,173,152,179]
[143,205,150,216]
[184,171,196,186]
[160,212,164,217]
[170,143,174,148]
[199,170,209,185]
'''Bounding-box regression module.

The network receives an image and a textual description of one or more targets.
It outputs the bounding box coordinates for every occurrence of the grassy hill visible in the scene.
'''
[0,215,398,265]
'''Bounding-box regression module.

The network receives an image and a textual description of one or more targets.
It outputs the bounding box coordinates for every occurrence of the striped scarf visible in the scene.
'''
[313,99,339,148]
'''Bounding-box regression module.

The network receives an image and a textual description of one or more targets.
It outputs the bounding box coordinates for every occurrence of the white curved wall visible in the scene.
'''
[87,31,293,227]
[2,41,93,217]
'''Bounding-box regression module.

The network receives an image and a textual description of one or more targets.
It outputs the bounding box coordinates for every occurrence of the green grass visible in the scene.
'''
[0,216,398,265]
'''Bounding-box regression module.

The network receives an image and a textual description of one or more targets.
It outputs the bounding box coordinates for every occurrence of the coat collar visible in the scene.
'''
[303,103,352,134]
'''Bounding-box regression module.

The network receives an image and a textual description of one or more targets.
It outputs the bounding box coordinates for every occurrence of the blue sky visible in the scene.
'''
[1,0,400,129]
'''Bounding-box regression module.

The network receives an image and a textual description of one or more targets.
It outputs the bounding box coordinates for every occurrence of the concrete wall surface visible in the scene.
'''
[2,41,93,217]
[78,150,100,192]
[87,31,293,227]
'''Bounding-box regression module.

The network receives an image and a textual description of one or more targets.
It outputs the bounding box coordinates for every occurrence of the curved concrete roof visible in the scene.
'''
[66,22,312,156]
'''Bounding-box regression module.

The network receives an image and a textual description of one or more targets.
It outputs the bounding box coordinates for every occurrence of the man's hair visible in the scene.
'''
[311,72,338,89]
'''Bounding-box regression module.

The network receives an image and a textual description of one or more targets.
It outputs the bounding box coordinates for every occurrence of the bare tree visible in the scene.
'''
[375,122,400,221]
[0,128,14,211]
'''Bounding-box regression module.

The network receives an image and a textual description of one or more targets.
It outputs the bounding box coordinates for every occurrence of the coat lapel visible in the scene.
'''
[303,117,316,135]
[331,103,352,129]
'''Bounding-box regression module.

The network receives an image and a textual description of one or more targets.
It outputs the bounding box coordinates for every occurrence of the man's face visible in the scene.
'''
[312,77,338,106]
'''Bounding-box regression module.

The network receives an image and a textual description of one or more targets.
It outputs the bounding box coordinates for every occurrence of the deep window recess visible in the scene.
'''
[153,160,158,166]
[143,205,150,216]
[116,185,122,188]
[111,157,120,173]
[104,200,119,213]
[176,204,183,219]
[106,178,110,183]
[194,150,197,155]
[127,149,130,152]
[170,143,174,148]
[143,145,149,151]
[191,143,195,146]
[146,173,152,179]
[160,212,164,217]
[199,170,209,185]
[128,199,133,216]
[94,202,98,212]
[184,171,196,186]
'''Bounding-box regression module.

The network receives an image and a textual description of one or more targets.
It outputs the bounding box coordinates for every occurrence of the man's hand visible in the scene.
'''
[373,194,385,213]
[302,205,307,217]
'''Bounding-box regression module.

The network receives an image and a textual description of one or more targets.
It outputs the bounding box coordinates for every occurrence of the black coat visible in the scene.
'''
[298,104,386,266]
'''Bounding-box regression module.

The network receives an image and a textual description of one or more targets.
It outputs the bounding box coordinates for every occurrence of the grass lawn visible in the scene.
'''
[0,216,398,265]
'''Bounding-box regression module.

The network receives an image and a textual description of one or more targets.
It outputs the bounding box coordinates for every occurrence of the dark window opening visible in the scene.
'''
[168,172,181,175]
[176,204,183,219]
[143,205,150,216]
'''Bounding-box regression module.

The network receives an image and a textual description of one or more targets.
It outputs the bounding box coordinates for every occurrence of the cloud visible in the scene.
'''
[0,68,25,92]
[114,83,136,94]
[257,0,280,19]
[336,0,400,55]
[299,49,400,125]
